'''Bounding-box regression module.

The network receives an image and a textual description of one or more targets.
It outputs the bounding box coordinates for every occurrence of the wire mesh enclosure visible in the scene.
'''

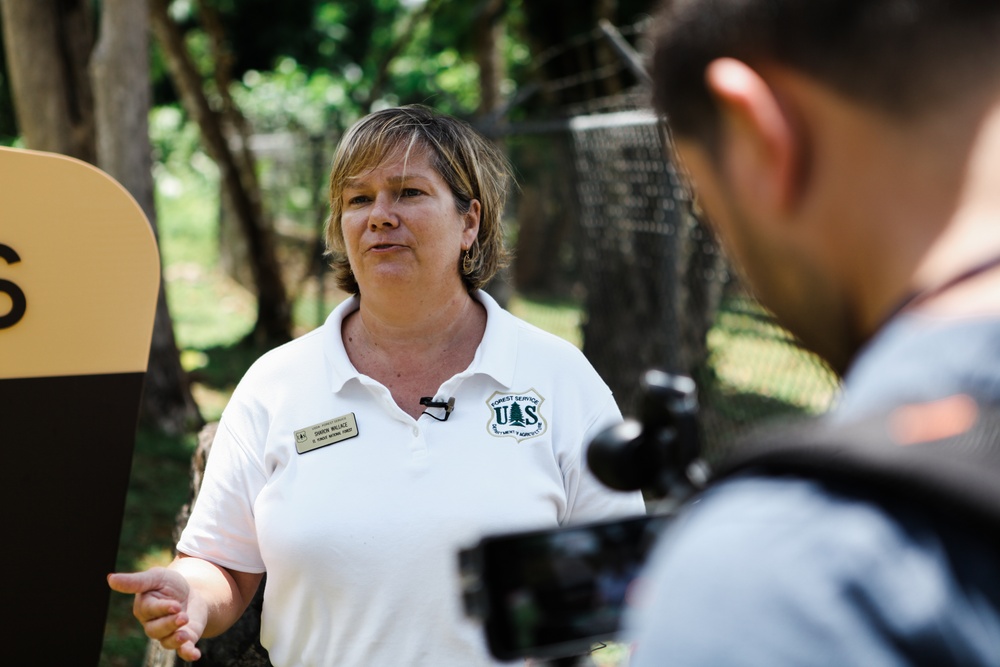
[503,104,840,462]
[569,111,718,404]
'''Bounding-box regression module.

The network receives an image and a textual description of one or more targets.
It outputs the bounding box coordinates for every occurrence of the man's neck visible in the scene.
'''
[845,94,1000,335]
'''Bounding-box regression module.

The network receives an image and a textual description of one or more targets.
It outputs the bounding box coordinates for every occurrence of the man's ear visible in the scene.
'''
[705,58,804,219]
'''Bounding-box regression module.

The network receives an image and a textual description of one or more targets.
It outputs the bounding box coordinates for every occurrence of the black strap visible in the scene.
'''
[877,252,1000,331]
[712,401,1000,531]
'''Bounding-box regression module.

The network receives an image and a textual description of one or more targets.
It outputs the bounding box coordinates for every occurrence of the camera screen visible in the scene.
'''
[479,514,666,660]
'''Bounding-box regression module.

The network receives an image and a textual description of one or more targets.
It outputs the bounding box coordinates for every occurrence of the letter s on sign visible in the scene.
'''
[0,244,26,330]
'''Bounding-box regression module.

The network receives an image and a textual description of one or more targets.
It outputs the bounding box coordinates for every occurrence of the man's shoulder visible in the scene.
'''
[838,313,1000,416]
[627,474,1000,666]
[652,475,923,571]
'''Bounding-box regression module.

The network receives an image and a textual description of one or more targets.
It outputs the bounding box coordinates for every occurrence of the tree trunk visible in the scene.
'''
[593,0,622,98]
[473,0,514,307]
[475,0,506,118]
[149,0,292,346]
[91,0,202,434]
[145,421,272,667]
[0,0,95,161]
[3,0,199,434]
[199,1,260,293]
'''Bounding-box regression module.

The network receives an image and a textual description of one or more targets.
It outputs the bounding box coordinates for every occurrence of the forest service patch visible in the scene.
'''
[486,389,548,442]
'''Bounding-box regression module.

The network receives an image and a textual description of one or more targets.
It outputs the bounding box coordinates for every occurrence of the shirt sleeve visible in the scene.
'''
[176,413,269,574]
[561,391,647,525]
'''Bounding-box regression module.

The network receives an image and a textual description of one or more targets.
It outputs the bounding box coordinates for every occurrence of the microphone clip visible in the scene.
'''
[419,396,455,422]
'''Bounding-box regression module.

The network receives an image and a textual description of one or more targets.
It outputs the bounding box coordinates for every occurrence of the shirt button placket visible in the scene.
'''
[409,423,429,464]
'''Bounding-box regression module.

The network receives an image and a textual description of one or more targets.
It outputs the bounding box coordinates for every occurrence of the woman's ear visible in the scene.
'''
[463,199,482,243]
[705,58,804,221]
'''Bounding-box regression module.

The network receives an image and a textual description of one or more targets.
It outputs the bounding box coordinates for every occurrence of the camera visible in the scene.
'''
[460,371,706,663]
[459,513,669,662]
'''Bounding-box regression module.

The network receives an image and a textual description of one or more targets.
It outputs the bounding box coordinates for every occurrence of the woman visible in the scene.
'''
[109,105,645,666]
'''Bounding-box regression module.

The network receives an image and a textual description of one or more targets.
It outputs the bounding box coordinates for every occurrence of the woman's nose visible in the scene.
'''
[369,193,399,230]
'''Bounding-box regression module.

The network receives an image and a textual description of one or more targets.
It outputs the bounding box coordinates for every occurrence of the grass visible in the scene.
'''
[507,292,584,348]
[706,295,840,415]
[103,429,197,666]
[690,292,841,461]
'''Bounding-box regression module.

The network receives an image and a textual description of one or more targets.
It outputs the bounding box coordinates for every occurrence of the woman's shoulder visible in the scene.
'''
[480,292,584,353]
[234,326,328,388]
[496,305,593,365]
[484,309,614,405]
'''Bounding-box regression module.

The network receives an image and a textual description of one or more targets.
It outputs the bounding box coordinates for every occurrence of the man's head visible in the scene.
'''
[648,0,1000,372]
[650,0,1000,150]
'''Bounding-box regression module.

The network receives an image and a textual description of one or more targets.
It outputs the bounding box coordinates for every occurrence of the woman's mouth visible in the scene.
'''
[368,242,406,253]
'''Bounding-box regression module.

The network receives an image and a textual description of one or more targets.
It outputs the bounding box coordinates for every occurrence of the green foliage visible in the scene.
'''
[102,428,197,666]
[387,47,481,113]
[229,5,489,133]
[0,10,18,142]
[233,59,351,135]
[150,106,221,267]
[150,105,259,352]
[157,0,551,140]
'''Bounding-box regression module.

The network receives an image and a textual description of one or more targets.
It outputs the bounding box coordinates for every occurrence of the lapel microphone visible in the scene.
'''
[420,397,456,422]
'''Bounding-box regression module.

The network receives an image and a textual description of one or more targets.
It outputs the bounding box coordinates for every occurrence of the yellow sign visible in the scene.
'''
[0,146,161,664]
[0,146,159,379]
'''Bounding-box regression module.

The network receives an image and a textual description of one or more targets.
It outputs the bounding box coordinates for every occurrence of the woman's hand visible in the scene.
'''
[108,567,208,661]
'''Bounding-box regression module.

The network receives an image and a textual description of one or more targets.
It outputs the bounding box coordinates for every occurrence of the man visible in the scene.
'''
[625,1,1000,664]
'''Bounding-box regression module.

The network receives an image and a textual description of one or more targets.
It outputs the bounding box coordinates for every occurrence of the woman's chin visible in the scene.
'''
[356,266,419,292]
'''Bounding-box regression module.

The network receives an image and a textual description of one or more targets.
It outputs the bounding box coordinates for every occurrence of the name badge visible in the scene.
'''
[294,413,360,454]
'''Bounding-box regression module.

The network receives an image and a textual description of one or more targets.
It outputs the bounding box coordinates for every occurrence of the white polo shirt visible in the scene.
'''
[178,290,646,667]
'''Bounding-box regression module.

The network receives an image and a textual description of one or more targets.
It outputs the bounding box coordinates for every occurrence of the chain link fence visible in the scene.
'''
[502,97,840,463]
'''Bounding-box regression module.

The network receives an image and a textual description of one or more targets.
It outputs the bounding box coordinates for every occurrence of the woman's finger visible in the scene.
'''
[132,595,182,623]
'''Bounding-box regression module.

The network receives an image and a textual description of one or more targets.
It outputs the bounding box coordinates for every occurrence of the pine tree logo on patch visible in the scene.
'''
[486,389,547,441]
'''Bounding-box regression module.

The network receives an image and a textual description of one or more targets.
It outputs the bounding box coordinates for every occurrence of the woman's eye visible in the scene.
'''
[347,195,370,206]
[401,188,422,198]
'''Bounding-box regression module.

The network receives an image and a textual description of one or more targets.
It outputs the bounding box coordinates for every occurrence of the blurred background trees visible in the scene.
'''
[0,0,838,478]
[0,0,201,434]
[0,0,660,433]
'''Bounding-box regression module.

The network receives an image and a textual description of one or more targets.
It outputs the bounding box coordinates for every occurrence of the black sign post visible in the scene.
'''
[0,147,160,664]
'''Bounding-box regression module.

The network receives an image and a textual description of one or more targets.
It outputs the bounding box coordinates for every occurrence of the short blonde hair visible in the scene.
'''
[326,105,513,295]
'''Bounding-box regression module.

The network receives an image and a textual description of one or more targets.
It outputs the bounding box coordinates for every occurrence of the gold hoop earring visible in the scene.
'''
[462,240,480,275]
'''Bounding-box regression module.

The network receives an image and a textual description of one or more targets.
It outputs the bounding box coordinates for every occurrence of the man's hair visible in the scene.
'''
[326,104,512,295]
[649,0,1000,144]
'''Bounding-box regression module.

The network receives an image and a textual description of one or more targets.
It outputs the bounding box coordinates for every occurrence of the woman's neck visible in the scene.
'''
[353,288,481,352]
[343,288,487,418]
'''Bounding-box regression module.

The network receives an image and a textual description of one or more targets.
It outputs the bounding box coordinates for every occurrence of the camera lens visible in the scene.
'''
[586,419,648,491]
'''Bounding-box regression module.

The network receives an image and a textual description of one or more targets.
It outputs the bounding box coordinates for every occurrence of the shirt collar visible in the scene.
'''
[322,289,518,394]
[471,289,518,389]
[323,294,361,394]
